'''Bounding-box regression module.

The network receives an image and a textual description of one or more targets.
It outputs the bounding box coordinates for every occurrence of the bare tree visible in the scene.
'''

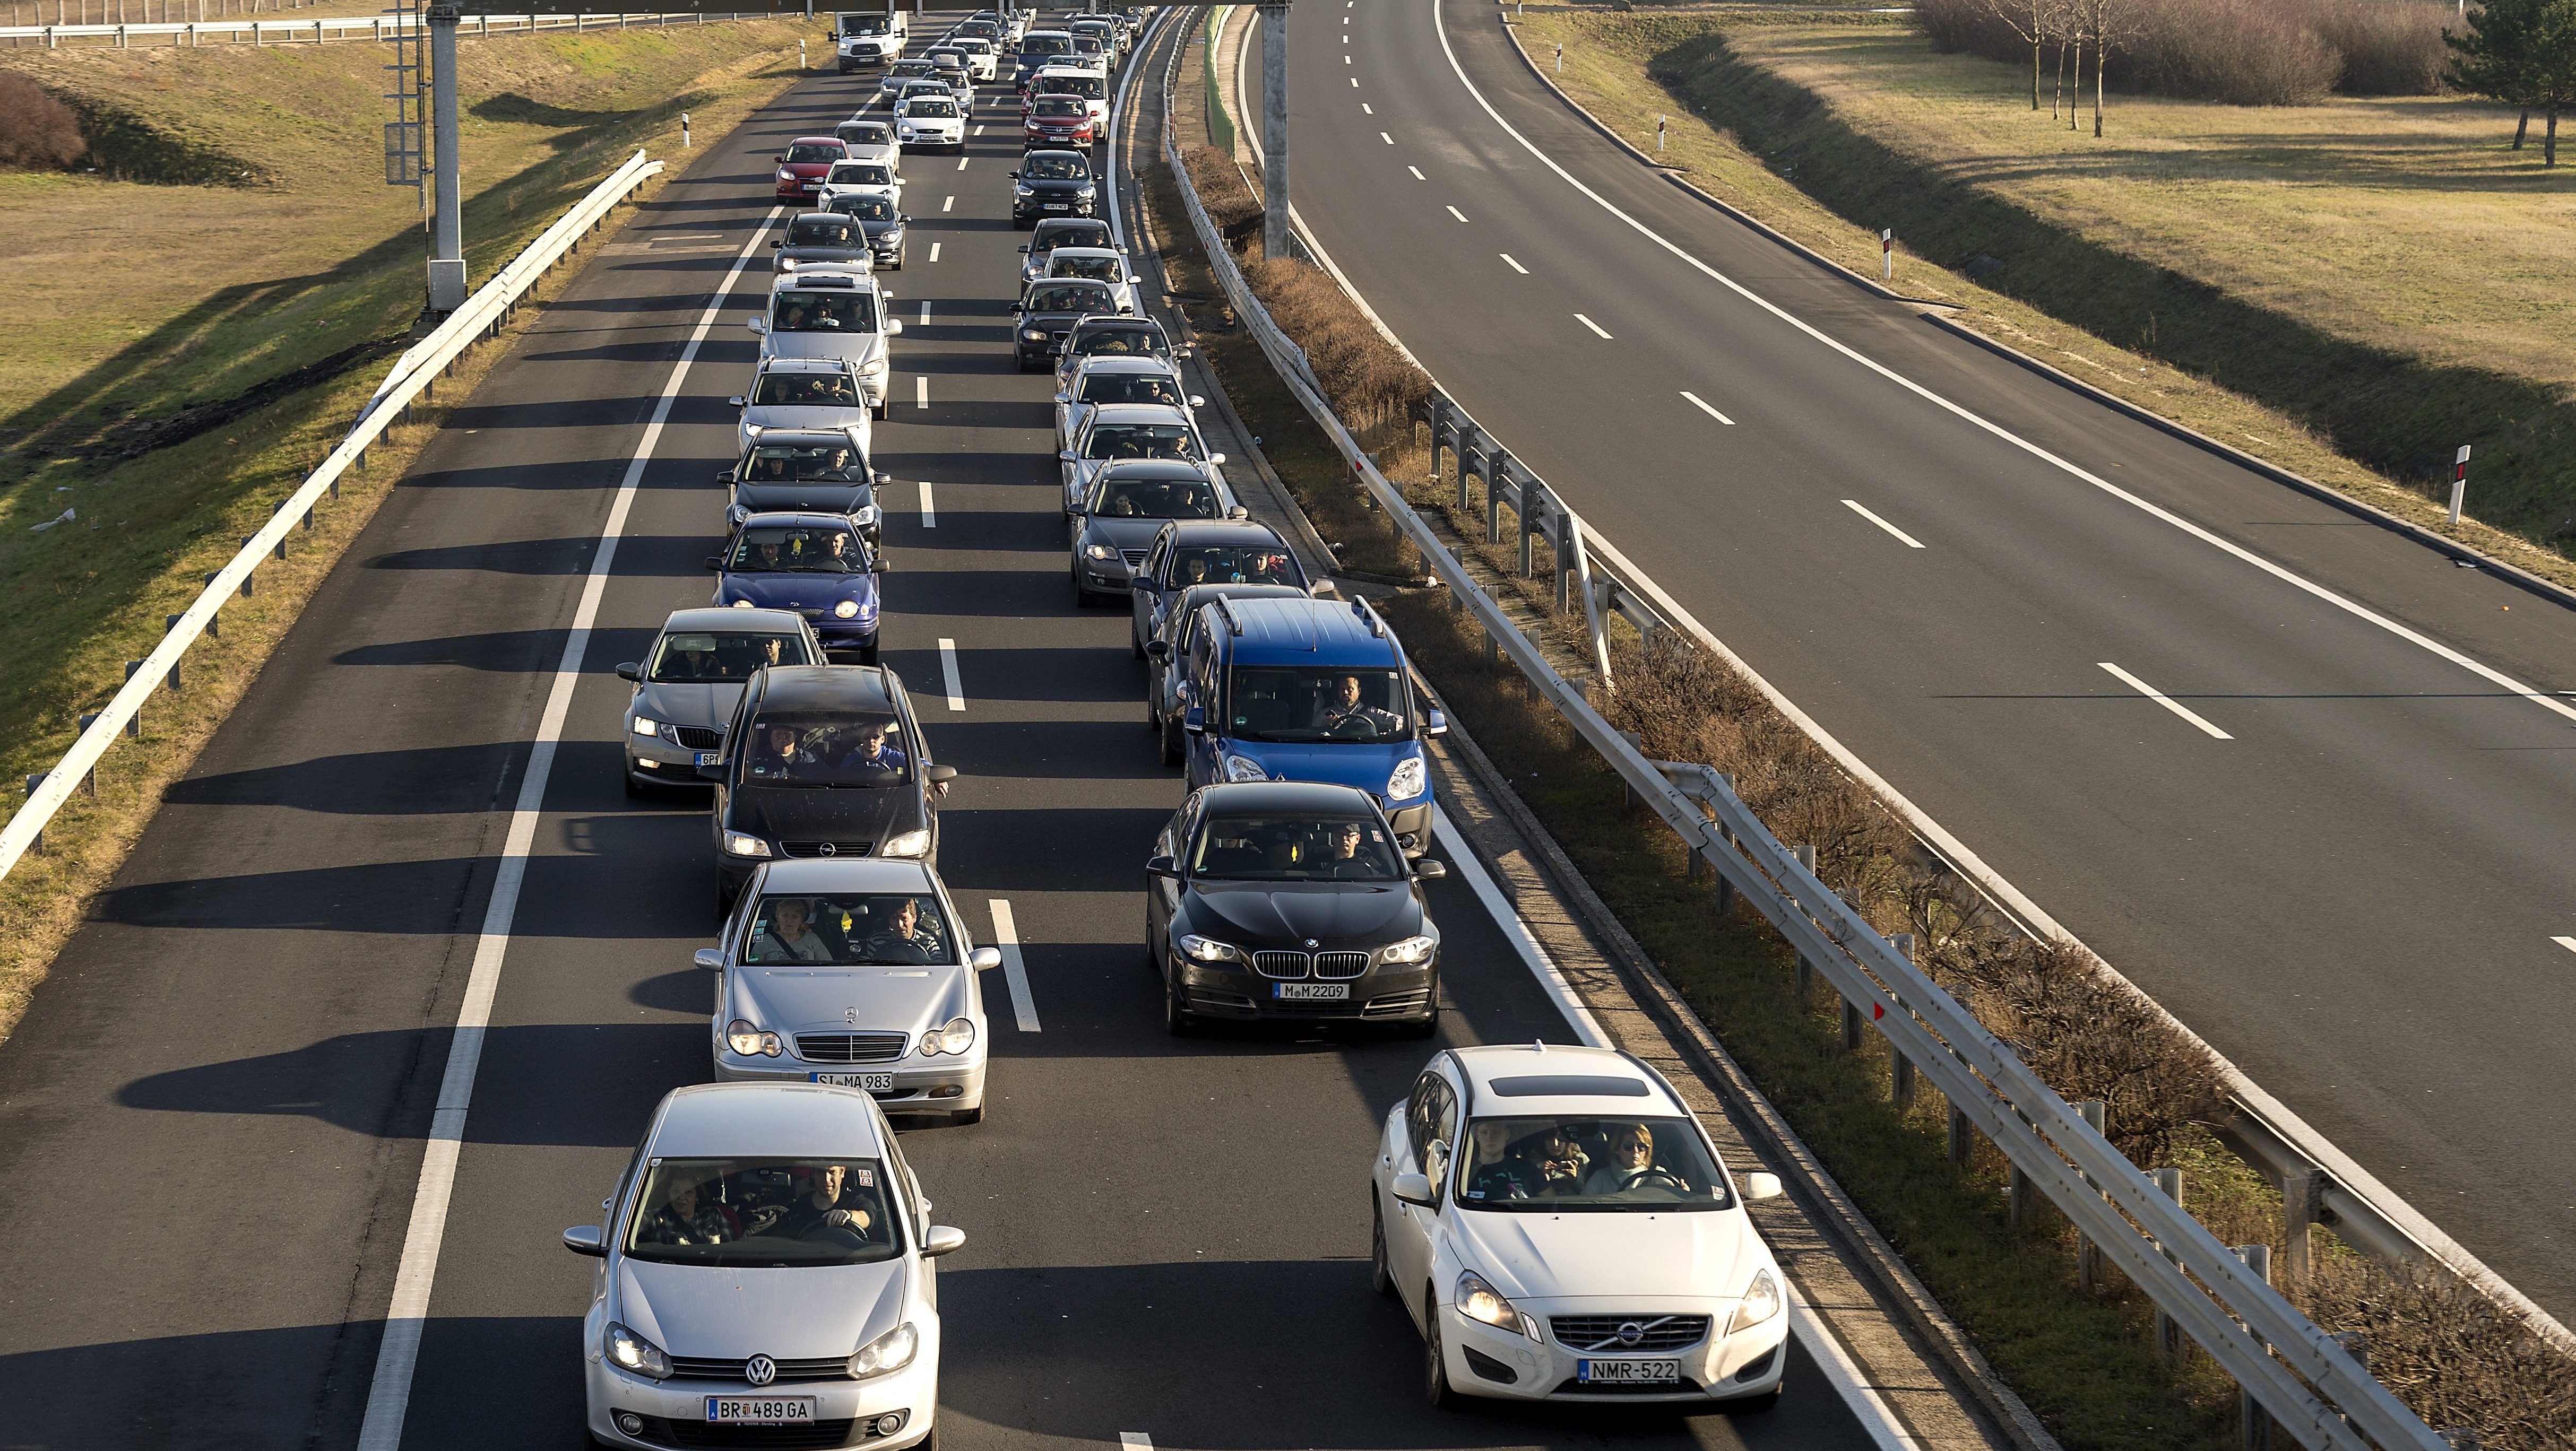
[2070,0,2141,136]
[1980,0,2060,109]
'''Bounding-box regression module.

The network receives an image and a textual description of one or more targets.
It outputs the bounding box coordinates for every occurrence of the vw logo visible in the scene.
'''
[744,1354,777,1387]
[1616,1322,1645,1348]
[818,841,839,856]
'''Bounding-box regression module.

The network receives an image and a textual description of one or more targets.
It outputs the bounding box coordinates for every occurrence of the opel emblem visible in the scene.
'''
[744,1353,777,1387]
[1617,1322,1645,1348]
[818,841,838,856]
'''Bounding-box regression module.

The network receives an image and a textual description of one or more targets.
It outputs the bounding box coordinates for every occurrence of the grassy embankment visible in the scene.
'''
[0,16,827,1042]
[1515,8,2576,588]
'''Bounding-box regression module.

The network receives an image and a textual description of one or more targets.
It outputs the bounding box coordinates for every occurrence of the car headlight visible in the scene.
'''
[1084,542,1118,562]
[729,599,754,609]
[853,503,882,527]
[860,355,889,377]
[1015,184,1035,196]
[1222,754,1269,783]
[848,1321,919,1379]
[1455,1272,1529,1337]
[1729,1268,1782,1335]
[630,715,662,738]
[1379,934,1436,966]
[1177,933,1243,964]
[605,1321,673,1379]
[1387,754,1427,802]
[1075,183,1096,196]
[776,169,795,183]
[722,830,771,858]
[879,827,932,859]
[883,226,904,243]
[922,1015,977,1056]
[834,598,861,619]
[1022,328,1048,343]
[724,1018,783,1057]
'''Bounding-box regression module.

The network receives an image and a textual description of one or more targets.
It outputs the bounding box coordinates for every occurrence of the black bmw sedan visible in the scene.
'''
[1145,781,1445,1036]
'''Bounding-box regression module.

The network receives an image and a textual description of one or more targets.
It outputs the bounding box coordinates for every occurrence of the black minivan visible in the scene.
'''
[703,665,954,908]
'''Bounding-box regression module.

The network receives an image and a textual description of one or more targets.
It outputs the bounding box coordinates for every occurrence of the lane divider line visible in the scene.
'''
[1445,204,1469,223]
[2552,935,2576,955]
[1500,253,1528,275]
[352,206,785,1451]
[943,194,954,212]
[987,898,1041,1032]
[916,375,929,411]
[1407,164,1425,180]
[2099,662,2234,740]
[1379,131,1394,145]
[1431,809,1609,1048]
[929,241,942,263]
[1574,312,1612,340]
[1842,499,1924,549]
[956,155,970,171]
[1680,389,1735,425]
[920,479,936,529]
[1118,1436,1153,1451]
[1362,102,1374,115]
[920,300,932,327]
[938,637,965,711]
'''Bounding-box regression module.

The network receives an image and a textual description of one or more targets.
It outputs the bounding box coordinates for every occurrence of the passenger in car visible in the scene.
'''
[644,1172,738,1245]
[754,898,835,963]
[1527,1125,1592,1195]
[836,724,910,780]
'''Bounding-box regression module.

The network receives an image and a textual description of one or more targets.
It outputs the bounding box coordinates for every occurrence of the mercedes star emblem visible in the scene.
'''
[1617,1322,1645,1347]
[744,1353,777,1387]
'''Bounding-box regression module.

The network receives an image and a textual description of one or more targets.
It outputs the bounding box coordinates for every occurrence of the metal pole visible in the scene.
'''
[426,3,466,311]
[1258,1,1288,259]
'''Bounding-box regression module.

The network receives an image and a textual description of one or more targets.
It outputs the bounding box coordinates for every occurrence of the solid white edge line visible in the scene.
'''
[1789,1289,1929,1451]
[1574,312,1611,340]
[920,478,936,528]
[986,899,1041,1032]
[1430,810,1606,1049]
[352,207,784,1451]
[938,637,965,711]
[1679,389,1735,425]
[2099,662,2234,740]
[1842,499,1925,549]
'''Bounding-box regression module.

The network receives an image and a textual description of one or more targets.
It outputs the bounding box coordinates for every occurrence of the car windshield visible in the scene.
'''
[1027,281,1114,314]
[785,218,861,249]
[829,162,894,186]
[906,99,958,117]
[742,892,955,965]
[838,120,889,145]
[772,290,878,332]
[1068,324,1166,360]
[1080,372,1185,408]
[726,525,869,575]
[901,81,948,98]
[831,194,898,222]
[1228,666,1410,743]
[1023,33,1069,54]
[1455,1116,1731,1212]
[740,443,868,482]
[1054,73,1104,97]
[753,371,862,407]
[1033,220,1111,253]
[1022,152,1090,181]
[649,631,810,682]
[1050,255,1122,283]
[1165,543,1300,590]
[890,59,932,75]
[1033,95,1085,118]
[1188,814,1404,881]
[742,711,913,787]
[785,142,843,164]
[1083,423,1197,461]
[623,1158,901,1266]
[1090,472,1216,518]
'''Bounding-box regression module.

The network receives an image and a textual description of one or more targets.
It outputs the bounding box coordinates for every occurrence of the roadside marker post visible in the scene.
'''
[2449,444,2470,525]
[1881,228,1894,282]
[1656,114,1665,153]
[681,112,690,149]
[1553,40,1561,73]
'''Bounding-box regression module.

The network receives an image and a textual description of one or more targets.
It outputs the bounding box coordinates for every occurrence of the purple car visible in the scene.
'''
[708,512,882,664]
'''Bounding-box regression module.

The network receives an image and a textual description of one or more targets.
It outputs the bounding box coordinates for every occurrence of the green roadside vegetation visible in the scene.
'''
[1511,8,2576,592]
[0,16,827,1042]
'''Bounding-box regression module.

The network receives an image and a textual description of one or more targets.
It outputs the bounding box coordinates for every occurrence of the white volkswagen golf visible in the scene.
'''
[564,1082,963,1449]
[1371,1044,1791,1410]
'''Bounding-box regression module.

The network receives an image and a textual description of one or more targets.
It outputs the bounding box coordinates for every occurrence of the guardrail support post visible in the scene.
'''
[2152,1167,2185,1360]
[74,717,103,794]
[2073,1099,2107,1290]
[1482,455,1501,545]
[1889,933,1916,1110]
[2279,1168,2322,1285]
[2237,1245,2276,1451]
[1517,474,1537,579]
[1946,1070,1973,1167]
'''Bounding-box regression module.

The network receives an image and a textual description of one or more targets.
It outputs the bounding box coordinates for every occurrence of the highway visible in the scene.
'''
[1284,0,2576,1320]
[0,13,1946,1450]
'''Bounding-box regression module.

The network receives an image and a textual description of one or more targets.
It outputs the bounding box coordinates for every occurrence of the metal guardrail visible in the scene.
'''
[0,11,747,44]
[0,146,663,880]
[1158,58,2456,1451]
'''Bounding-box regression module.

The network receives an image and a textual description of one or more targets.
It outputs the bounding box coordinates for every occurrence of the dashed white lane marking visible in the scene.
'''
[1349,75,1358,87]
[352,209,786,1451]
[1680,389,1735,425]
[929,241,942,262]
[942,194,955,212]
[1119,1436,1153,1451]
[956,155,970,171]
[1380,131,1394,145]
[1343,54,1351,64]
[1499,253,1527,274]
[973,123,984,135]
[987,899,1041,1031]
[2099,662,2233,740]
[1446,204,1468,222]
[1362,102,1374,114]
[2552,935,2576,956]
[920,479,936,528]
[920,300,932,326]
[939,637,966,711]
[1843,499,1925,549]
[1574,312,1612,339]
[1407,165,1426,180]
[915,375,929,410]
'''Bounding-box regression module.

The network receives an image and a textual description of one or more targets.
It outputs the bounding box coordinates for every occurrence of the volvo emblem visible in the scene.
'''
[818,841,838,856]
[1616,1322,1645,1347]
[744,1354,777,1387]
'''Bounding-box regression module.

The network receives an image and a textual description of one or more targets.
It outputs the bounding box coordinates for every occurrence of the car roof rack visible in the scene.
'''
[1214,595,1244,638]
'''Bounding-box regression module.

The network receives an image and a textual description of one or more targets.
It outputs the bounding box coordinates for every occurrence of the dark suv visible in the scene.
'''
[1010,148,1098,227]
[1146,781,1446,1035]
[703,665,955,907]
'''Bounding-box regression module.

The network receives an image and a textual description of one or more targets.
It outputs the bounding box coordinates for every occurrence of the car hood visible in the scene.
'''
[717,571,879,622]
[781,162,835,178]
[729,782,920,843]
[764,332,887,367]
[615,1256,905,1361]
[633,680,747,731]
[1448,1206,1760,1305]
[1183,879,1417,946]
[744,404,870,435]
[858,218,903,240]
[1225,740,1409,794]
[734,961,972,1039]
[734,481,877,517]
[1019,177,1094,195]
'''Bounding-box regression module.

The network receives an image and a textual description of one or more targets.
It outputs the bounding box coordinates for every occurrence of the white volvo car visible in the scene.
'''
[564,1082,964,1449]
[1371,1044,1791,1410]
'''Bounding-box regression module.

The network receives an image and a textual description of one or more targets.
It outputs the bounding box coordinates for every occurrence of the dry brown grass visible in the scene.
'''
[0,69,81,168]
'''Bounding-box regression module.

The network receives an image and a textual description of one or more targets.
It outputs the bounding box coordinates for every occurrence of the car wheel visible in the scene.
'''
[1071,563,1096,607]
[892,248,905,271]
[1129,623,1145,661]
[715,880,734,916]
[623,770,648,798]
[1163,970,1194,1036]
[1424,1299,1457,1408]
[1370,1199,1395,1297]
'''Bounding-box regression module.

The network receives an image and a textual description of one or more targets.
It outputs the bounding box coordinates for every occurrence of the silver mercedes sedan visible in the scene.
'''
[564,1081,964,1450]
[698,857,999,1125]
[618,609,824,795]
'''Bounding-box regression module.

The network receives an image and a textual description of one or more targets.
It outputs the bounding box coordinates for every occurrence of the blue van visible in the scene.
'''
[1178,595,1445,840]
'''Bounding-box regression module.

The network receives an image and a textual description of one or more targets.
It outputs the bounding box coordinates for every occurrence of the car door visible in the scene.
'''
[1130,528,1170,648]
[1182,630,1222,788]
[1145,800,1191,957]
[1385,1068,1457,1320]
[711,675,759,852]
[889,680,938,844]
[1061,413,1092,500]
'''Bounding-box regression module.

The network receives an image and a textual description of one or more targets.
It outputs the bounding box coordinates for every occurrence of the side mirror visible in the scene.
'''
[704,556,724,571]
[728,396,747,407]
[885,318,904,335]
[926,763,958,784]
[1058,450,1078,463]
[1390,1172,1437,1209]
[562,1225,608,1257]
[745,316,767,334]
[1182,706,1206,736]
[694,948,725,971]
[615,662,642,682]
[1309,580,1338,599]
[923,1224,967,1258]
[1177,343,1195,358]
[1413,859,1448,881]
[769,240,784,249]
[1205,452,1227,465]
[874,471,893,486]
[1052,391,1071,404]
[772,154,784,162]
[716,470,735,484]
[1008,170,1021,179]
[1225,505,1249,521]
[696,761,728,782]
[969,947,1002,971]
[1742,1171,1785,1203]
[1427,710,1448,738]
[1119,303,1134,314]
[1017,244,1031,253]
[1189,395,1206,407]
[1144,639,1170,660]
[1145,854,1178,878]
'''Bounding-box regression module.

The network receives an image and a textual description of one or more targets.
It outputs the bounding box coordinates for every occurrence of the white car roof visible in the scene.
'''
[756,356,861,373]
[647,1082,886,1160]
[772,266,879,293]
[1047,246,1126,265]
[1447,1043,1685,1116]
[662,606,806,633]
[755,856,940,894]
[1073,355,1179,378]
[1086,403,1194,426]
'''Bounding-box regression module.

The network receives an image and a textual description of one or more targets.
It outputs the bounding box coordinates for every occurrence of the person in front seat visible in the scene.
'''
[1320,821,1380,879]
[643,1172,737,1245]
[1463,1122,1540,1202]
[749,724,830,780]
[861,896,942,964]
[1583,1122,1692,1196]
[775,1163,875,1241]
[754,897,834,963]
[837,724,910,781]
[1315,674,1400,737]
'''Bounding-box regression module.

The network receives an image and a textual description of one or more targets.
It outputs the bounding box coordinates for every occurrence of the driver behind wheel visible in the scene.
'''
[1312,674,1400,737]
[776,1162,876,1240]
[1583,1122,1691,1196]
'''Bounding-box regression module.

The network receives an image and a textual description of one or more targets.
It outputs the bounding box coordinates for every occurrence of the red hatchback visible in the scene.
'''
[773,136,848,204]
[1023,93,1095,149]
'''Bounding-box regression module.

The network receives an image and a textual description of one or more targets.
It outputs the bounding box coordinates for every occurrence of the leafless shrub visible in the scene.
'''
[2296,1256,2576,1451]
[2296,0,2451,96]
[1241,256,1432,433]
[1915,0,2447,100]
[0,72,86,171]
[1177,144,1260,235]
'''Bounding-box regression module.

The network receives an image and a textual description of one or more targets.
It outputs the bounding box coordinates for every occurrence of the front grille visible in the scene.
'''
[1250,950,1309,979]
[1250,949,1373,980]
[1549,1314,1711,1353]
[630,1417,859,1450]
[1314,950,1370,979]
[668,725,723,751]
[794,1031,907,1063]
[779,840,872,858]
[664,1356,852,1384]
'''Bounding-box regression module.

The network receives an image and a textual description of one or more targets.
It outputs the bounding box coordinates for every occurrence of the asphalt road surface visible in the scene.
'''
[1283,0,2576,1322]
[0,14,1904,1451]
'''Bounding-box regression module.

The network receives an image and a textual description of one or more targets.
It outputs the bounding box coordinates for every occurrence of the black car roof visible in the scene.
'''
[1196,780,1380,817]
[752,664,894,713]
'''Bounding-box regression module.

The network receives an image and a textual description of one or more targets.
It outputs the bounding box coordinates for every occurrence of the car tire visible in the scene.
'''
[624,771,647,798]
[1370,1199,1395,1298]
[891,247,905,271]
[1071,564,1096,607]
[1163,971,1194,1036]
[1424,1299,1457,1409]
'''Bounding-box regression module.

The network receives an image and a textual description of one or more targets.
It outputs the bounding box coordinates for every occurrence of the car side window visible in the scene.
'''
[1143,536,1169,587]
[1425,1078,1458,1196]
